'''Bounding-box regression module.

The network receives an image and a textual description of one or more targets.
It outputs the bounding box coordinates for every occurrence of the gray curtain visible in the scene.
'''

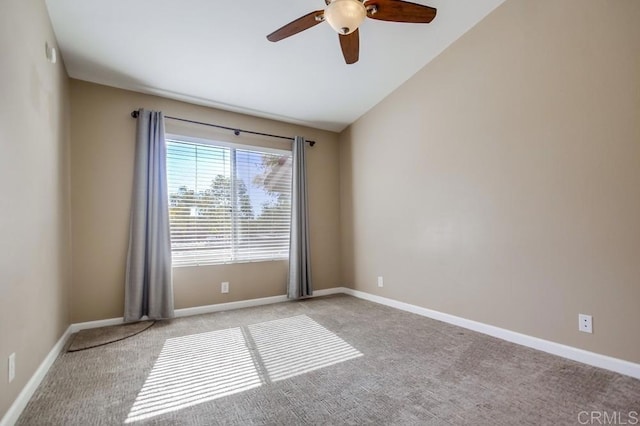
[124,109,174,321]
[288,136,312,299]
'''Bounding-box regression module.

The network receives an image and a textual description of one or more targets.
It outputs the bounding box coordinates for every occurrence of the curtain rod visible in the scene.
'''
[130,110,315,147]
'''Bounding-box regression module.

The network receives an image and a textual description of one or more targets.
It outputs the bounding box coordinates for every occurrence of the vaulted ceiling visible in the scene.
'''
[45,0,505,132]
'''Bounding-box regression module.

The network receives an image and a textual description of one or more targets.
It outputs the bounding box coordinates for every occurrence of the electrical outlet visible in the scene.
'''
[8,353,15,383]
[221,282,229,294]
[377,276,384,288]
[579,314,593,333]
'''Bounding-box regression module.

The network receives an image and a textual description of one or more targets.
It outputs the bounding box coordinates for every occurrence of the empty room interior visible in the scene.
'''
[1,0,639,424]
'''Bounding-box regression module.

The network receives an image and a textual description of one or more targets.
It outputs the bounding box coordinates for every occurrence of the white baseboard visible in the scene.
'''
[341,287,640,380]
[310,287,345,297]
[69,317,125,333]
[70,288,348,326]
[2,289,338,425]
[174,288,345,317]
[5,286,638,426]
[0,326,73,426]
[174,294,289,317]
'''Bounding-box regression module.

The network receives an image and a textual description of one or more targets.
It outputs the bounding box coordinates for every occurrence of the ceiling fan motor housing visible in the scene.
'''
[324,0,366,35]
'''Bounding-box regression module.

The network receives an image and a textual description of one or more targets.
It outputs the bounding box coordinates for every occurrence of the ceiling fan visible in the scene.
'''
[266,0,437,65]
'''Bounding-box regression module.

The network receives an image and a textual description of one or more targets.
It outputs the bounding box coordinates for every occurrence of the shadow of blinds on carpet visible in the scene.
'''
[125,315,362,423]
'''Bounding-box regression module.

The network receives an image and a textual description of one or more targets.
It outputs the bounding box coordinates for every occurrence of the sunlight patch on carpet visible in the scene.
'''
[125,315,362,423]
[249,315,363,382]
[125,327,261,423]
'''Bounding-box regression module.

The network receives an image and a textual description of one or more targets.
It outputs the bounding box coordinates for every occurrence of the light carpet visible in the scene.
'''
[67,321,155,352]
[17,295,640,425]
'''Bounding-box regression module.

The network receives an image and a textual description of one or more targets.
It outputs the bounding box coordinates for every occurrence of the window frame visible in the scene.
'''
[165,133,293,267]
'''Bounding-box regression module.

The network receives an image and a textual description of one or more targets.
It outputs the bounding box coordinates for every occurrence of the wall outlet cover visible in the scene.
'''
[579,314,593,334]
[8,353,16,383]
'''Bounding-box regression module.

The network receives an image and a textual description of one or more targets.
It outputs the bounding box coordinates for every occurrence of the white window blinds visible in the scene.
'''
[166,137,292,266]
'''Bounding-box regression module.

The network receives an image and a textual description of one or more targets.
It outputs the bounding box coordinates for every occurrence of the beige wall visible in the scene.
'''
[0,0,71,418]
[69,80,341,323]
[2,2,638,420]
[340,0,640,363]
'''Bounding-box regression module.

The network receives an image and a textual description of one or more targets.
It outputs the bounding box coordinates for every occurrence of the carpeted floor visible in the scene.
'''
[67,321,155,352]
[17,295,640,425]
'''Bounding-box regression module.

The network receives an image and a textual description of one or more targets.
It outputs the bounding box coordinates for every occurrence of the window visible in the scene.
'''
[166,136,292,266]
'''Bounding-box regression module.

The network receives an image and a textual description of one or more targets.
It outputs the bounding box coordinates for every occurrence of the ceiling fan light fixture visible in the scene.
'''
[324,0,366,35]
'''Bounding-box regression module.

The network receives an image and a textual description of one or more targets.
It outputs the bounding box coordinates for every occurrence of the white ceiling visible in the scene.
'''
[45,0,505,132]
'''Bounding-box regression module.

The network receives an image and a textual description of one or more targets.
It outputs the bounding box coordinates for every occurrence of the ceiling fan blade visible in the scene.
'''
[365,0,436,23]
[267,10,325,42]
[339,29,360,64]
